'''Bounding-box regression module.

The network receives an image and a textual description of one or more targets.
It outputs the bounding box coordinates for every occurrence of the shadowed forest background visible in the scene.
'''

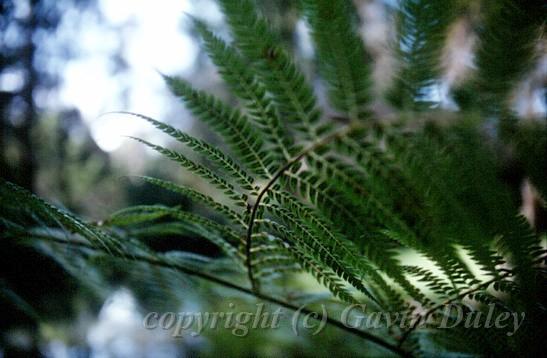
[0,0,545,356]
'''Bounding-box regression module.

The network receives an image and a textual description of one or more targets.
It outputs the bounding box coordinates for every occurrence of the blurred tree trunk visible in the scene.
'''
[0,91,9,180]
[17,0,39,191]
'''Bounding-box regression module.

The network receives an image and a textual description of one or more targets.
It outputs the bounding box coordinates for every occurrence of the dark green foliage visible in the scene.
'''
[1,0,545,356]
[472,0,545,112]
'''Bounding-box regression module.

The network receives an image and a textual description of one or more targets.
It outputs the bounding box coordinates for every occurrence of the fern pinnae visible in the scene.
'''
[191,18,292,161]
[260,218,358,304]
[126,222,195,238]
[294,187,428,307]
[114,111,255,190]
[134,176,247,227]
[127,136,247,206]
[495,215,543,296]
[403,265,453,300]
[169,209,241,247]
[272,190,387,291]
[110,204,242,262]
[218,0,322,142]
[24,228,405,355]
[265,202,379,303]
[163,75,272,178]
[182,219,243,264]
[243,121,365,292]
[283,170,364,231]
[254,264,301,280]
[104,204,179,227]
[3,1,545,355]
[308,152,419,246]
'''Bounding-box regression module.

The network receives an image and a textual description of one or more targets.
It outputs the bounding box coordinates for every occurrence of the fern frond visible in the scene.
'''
[125,222,194,238]
[104,204,242,262]
[260,218,358,303]
[495,215,543,295]
[282,170,364,233]
[247,230,296,273]
[282,165,426,303]
[3,2,546,356]
[403,265,453,299]
[307,152,419,246]
[168,209,242,249]
[265,202,379,303]
[272,190,393,297]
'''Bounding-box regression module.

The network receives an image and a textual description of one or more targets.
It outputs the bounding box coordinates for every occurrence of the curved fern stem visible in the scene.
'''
[245,121,365,292]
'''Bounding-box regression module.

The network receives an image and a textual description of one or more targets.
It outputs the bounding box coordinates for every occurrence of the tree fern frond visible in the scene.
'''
[403,265,454,299]
[103,204,242,262]
[168,209,243,249]
[282,170,364,234]
[307,152,419,246]
[260,218,358,304]
[272,190,391,295]
[3,2,546,356]
[246,230,302,280]
[495,215,543,295]
[265,202,380,303]
[125,222,194,238]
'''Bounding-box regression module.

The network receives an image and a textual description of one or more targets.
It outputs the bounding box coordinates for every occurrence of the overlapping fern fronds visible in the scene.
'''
[1,0,546,356]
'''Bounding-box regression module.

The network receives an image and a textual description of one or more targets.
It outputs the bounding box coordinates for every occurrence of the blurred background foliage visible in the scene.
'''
[0,0,545,356]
